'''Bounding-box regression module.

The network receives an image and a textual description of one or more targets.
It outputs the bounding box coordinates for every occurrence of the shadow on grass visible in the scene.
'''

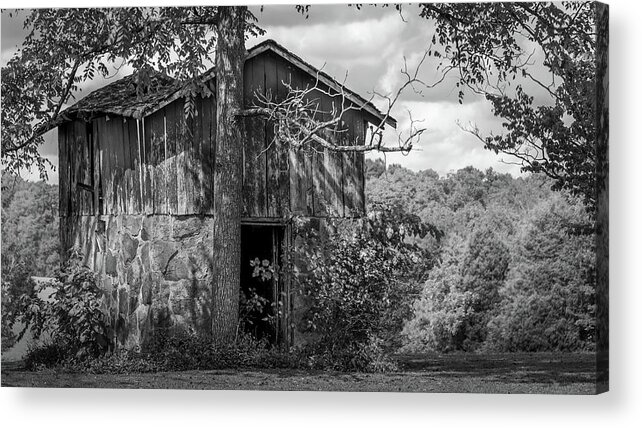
[396,352,596,385]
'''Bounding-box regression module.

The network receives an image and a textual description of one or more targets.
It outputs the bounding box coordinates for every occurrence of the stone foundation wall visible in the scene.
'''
[61,214,214,348]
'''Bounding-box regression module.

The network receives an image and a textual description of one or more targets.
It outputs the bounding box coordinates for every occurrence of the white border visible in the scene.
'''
[2,1,641,427]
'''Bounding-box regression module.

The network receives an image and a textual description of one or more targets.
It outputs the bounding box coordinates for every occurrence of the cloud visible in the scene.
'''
[371,99,524,177]
[5,4,539,183]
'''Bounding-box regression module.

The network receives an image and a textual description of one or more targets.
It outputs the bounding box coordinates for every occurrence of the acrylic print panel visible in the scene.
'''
[0,1,608,394]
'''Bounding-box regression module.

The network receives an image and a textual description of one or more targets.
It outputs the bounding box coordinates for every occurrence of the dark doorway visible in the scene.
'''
[240,224,285,345]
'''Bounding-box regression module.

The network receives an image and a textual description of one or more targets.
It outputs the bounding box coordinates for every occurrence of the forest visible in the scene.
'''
[1,159,595,358]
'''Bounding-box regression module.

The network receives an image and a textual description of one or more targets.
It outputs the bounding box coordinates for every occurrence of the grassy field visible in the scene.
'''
[1,352,598,394]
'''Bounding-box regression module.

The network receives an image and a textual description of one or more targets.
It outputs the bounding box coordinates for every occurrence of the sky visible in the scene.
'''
[0,3,534,184]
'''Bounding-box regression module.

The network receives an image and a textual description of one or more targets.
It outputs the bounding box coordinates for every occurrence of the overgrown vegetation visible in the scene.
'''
[292,202,440,372]
[3,164,595,372]
[13,249,111,364]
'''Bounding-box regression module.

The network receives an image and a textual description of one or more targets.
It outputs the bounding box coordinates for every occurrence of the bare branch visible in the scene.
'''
[237,51,435,154]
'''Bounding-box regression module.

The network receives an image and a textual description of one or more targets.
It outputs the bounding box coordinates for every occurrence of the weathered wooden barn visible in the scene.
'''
[56,39,396,348]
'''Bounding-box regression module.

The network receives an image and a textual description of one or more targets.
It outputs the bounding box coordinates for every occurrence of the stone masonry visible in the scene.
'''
[63,214,214,348]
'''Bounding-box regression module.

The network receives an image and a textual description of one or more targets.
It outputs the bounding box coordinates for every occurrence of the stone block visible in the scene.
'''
[118,287,129,315]
[140,272,153,305]
[122,215,143,236]
[120,233,138,264]
[173,216,205,240]
[129,294,138,316]
[150,241,177,274]
[101,276,113,293]
[139,242,150,269]
[168,280,191,315]
[164,255,190,281]
[145,215,171,240]
[127,258,143,294]
[105,251,117,277]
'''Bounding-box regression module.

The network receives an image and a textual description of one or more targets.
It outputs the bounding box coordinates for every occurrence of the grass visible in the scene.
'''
[0,352,598,394]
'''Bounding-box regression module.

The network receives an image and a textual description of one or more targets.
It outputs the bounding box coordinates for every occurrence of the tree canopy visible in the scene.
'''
[1,7,262,178]
[416,1,601,211]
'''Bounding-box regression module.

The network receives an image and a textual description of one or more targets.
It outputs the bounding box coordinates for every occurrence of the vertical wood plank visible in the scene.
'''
[253,56,267,217]
[92,120,101,215]
[73,120,91,215]
[242,57,253,217]
[58,123,68,217]
[264,53,280,217]
[192,96,204,214]
[96,117,111,215]
[142,116,153,215]
[321,91,344,217]
[148,109,166,214]
[288,66,307,215]
[200,96,213,213]
[110,116,126,215]
[342,110,358,217]
[121,117,132,214]
[175,100,189,215]
[128,118,141,215]
[353,118,366,216]
[242,57,267,218]
[165,100,178,214]
[276,58,291,217]
[208,81,217,216]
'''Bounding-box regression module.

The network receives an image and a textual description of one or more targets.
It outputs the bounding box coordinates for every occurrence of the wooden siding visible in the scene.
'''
[242,52,366,219]
[60,50,367,219]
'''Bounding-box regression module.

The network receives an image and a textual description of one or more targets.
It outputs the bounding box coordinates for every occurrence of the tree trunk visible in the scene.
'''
[211,6,247,343]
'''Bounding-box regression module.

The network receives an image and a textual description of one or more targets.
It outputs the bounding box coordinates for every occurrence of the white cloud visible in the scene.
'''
[372,99,524,177]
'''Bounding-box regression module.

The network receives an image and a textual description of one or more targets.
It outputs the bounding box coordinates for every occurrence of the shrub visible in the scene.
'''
[21,248,111,363]
[34,329,301,374]
[293,202,438,372]
[402,229,509,352]
[1,258,37,352]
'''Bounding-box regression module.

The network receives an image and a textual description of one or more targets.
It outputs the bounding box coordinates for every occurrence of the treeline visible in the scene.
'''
[1,173,60,277]
[1,163,596,354]
[365,159,596,352]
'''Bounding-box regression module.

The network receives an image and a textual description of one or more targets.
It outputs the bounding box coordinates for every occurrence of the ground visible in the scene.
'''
[1,352,598,394]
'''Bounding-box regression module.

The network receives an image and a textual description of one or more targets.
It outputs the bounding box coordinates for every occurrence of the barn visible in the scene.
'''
[55,39,396,348]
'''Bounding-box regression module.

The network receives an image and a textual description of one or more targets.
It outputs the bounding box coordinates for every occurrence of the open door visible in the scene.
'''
[240,224,286,345]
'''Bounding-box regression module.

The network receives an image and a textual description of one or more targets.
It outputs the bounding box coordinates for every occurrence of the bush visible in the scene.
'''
[1,258,37,352]
[294,202,437,372]
[26,329,302,374]
[21,248,111,363]
[402,229,509,353]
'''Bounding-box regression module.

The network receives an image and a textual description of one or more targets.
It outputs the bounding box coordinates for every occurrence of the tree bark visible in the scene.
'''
[211,6,246,343]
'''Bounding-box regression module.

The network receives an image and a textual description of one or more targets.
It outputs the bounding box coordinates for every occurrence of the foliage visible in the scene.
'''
[403,230,509,352]
[238,258,279,342]
[485,194,596,352]
[392,163,596,353]
[294,202,438,371]
[25,329,300,373]
[1,172,60,277]
[418,1,600,210]
[1,7,264,179]
[365,158,386,179]
[1,259,37,352]
[19,249,111,360]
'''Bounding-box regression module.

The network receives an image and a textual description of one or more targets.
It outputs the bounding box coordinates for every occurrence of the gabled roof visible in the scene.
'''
[245,40,396,129]
[56,39,396,130]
